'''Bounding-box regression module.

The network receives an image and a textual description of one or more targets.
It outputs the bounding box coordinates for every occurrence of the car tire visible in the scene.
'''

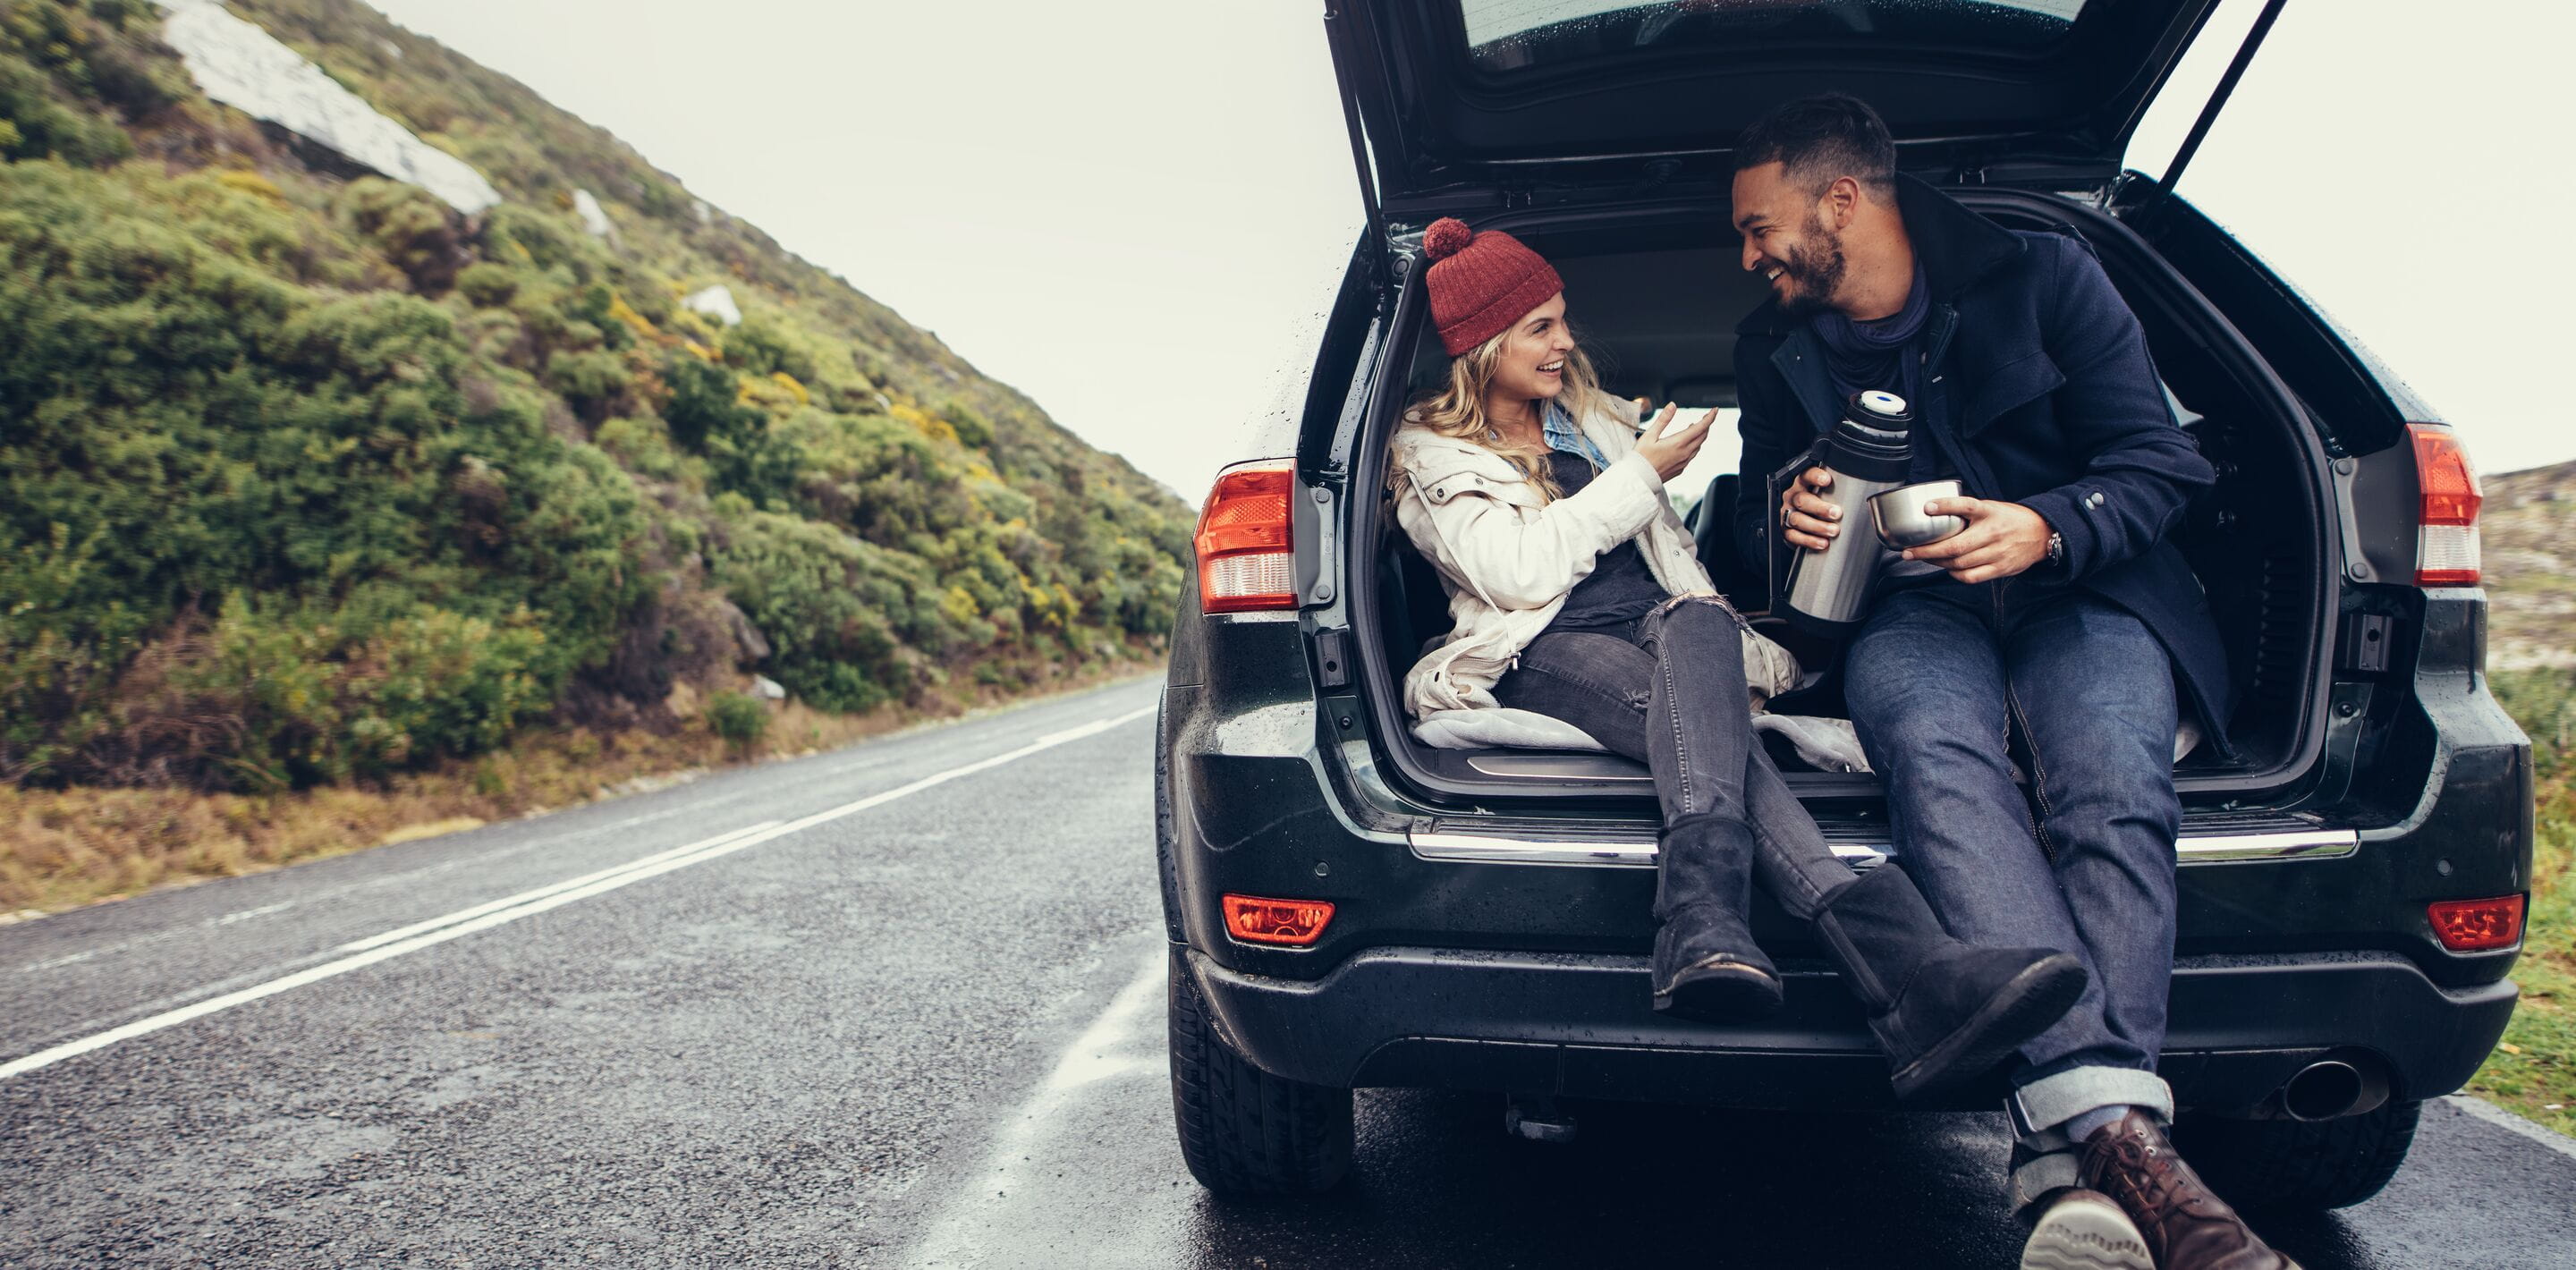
[2171,1097,2422,1212]
[1167,951,1354,1196]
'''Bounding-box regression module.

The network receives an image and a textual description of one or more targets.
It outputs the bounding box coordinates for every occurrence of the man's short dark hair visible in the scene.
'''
[1733,92,1897,199]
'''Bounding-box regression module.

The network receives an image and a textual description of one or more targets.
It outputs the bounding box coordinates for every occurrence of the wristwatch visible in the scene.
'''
[2046,530,2065,567]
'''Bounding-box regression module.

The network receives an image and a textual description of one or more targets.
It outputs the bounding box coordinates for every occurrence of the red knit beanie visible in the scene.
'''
[1421,217,1563,356]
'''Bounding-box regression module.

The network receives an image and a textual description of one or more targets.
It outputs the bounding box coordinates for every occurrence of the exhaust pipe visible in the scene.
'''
[2277,1057,2389,1122]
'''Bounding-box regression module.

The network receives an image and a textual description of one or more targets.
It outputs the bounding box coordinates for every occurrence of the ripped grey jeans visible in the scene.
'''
[1493,596,1857,921]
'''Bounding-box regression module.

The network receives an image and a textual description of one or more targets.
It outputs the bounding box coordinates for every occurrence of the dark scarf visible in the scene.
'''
[1809,262,1930,410]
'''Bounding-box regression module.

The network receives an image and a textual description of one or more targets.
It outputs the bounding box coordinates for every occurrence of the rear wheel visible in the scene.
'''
[1167,952,1353,1196]
[2171,1098,2422,1212]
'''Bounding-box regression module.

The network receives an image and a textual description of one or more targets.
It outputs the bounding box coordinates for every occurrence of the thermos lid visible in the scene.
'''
[1854,390,1911,423]
[1823,390,1913,479]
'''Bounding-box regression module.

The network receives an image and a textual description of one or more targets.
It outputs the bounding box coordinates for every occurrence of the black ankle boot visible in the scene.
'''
[1810,862,2088,1102]
[1650,813,1782,1021]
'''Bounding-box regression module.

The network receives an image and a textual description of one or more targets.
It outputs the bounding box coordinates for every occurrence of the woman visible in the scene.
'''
[1388,217,2086,1102]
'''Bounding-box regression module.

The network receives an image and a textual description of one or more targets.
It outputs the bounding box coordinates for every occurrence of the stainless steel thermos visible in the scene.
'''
[1778,391,1964,636]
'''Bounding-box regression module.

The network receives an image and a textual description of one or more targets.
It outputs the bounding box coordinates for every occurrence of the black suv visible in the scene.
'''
[1157,0,2529,1209]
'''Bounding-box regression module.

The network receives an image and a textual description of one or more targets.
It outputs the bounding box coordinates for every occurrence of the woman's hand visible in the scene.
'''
[1632,403,1717,483]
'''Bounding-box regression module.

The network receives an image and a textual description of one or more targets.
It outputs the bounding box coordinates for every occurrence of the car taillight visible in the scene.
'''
[1223,893,1335,946]
[2411,424,2482,586]
[1196,459,1296,614]
[2428,895,2523,952]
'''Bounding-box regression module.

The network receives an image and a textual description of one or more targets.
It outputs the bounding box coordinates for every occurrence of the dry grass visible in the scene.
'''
[378,817,487,846]
[2464,470,2576,1134]
[1,661,1160,919]
[2466,666,2576,1137]
[2467,819,2573,1138]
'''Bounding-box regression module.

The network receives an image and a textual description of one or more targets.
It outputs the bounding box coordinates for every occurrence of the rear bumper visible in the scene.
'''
[1179,942,2519,1113]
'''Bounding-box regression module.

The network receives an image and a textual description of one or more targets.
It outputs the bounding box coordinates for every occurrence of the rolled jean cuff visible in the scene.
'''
[2008,1147,2086,1212]
[2010,1065,2174,1138]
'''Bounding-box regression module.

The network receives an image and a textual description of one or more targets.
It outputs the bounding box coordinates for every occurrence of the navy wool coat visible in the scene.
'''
[1730,174,2233,751]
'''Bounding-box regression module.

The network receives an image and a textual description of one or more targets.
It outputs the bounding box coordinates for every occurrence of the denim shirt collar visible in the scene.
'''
[1540,398,1608,470]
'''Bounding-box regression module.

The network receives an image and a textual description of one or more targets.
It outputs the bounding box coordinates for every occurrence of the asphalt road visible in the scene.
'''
[4,675,2572,1268]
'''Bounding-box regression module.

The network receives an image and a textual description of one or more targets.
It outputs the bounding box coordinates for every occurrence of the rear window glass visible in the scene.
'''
[1459,1,2090,72]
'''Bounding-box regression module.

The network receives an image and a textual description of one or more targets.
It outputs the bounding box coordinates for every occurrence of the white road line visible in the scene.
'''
[2444,1095,2576,1162]
[1039,955,1165,1096]
[0,703,1157,1082]
[909,948,1168,1269]
[4,800,708,968]
[215,902,296,927]
[336,820,783,952]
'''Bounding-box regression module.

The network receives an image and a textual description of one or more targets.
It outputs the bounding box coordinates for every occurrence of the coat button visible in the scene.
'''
[2087,491,2106,508]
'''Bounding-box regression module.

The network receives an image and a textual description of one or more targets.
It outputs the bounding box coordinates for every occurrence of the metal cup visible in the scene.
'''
[1871,479,1968,550]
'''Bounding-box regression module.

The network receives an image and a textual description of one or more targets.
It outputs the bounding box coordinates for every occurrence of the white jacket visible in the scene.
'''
[1388,394,1801,735]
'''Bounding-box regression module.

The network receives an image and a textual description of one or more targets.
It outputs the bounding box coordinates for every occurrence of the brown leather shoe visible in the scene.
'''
[2079,1112,2301,1270]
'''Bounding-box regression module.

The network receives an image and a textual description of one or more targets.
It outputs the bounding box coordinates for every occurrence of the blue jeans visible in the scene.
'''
[1495,596,1858,922]
[1844,581,2181,1089]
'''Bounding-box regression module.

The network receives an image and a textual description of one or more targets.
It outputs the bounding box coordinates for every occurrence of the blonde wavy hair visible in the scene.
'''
[1392,324,1608,504]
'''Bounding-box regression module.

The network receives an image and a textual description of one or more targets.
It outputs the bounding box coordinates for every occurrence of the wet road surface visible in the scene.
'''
[4,676,2572,1267]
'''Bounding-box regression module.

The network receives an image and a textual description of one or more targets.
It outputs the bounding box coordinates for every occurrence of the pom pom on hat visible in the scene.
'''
[1422,216,1475,262]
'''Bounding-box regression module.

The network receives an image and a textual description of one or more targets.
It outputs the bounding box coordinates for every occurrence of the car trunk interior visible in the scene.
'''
[1343,188,2334,817]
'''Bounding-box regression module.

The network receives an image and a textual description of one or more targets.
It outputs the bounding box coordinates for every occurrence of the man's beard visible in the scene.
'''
[1772,216,1847,320]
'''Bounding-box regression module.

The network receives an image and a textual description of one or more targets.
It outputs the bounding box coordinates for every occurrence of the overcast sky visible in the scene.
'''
[364,0,2573,500]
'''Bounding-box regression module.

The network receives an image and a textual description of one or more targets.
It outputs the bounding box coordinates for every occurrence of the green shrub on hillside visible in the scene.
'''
[0,1,158,166]
[337,177,468,293]
[0,0,1190,793]
[937,401,995,452]
[657,351,757,452]
[454,259,518,308]
[546,347,631,424]
[2496,669,2576,778]
[0,160,653,786]
[164,596,555,788]
[709,506,928,713]
[706,690,766,755]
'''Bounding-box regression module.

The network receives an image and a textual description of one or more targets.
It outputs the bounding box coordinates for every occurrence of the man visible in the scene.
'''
[1728,94,2294,1270]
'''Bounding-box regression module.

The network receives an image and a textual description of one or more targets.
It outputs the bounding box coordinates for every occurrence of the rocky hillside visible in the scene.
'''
[2483,458,2576,669]
[0,0,1190,792]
